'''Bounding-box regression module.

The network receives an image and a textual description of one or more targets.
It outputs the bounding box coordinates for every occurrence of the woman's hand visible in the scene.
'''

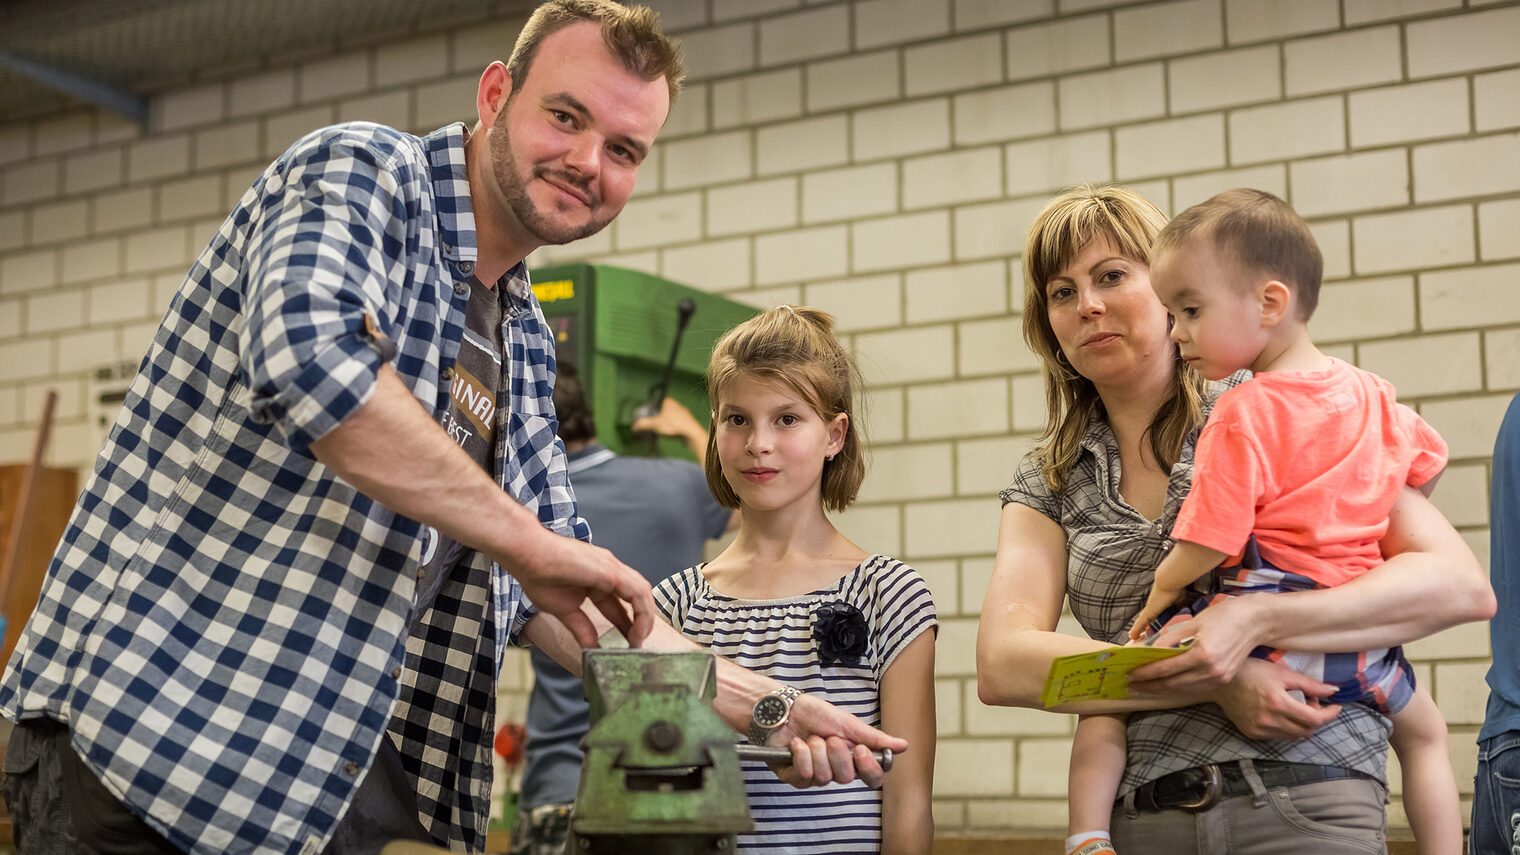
[1206,658,1341,740]
[1126,594,1271,692]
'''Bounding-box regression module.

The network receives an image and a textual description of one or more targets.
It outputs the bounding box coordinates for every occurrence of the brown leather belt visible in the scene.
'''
[1125,760,1374,812]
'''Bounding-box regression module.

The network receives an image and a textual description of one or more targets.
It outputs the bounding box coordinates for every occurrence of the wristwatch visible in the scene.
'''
[748,686,802,746]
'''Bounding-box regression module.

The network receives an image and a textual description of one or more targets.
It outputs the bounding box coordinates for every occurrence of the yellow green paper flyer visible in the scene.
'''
[1040,643,1192,707]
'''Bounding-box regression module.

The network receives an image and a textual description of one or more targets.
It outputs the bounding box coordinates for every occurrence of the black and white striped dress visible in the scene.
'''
[653,554,937,854]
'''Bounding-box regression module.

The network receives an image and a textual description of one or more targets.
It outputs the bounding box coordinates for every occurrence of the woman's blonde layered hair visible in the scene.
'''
[1022,183,1210,492]
[704,306,866,513]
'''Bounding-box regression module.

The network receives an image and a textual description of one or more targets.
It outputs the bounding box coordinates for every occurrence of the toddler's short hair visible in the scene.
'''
[1155,188,1324,320]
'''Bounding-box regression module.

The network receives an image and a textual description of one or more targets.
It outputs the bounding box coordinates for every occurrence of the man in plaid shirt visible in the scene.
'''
[0,3,903,854]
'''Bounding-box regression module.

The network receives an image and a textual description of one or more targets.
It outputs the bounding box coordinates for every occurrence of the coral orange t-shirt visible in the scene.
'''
[1172,358,1448,587]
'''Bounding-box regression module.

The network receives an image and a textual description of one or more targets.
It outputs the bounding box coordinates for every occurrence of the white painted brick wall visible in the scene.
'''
[1421,263,1520,331]
[1352,205,1474,275]
[1226,0,1337,43]
[1113,0,1222,62]
[616,192,703,250]
[2,3,1516,837]
[29,199,89,245]
[5,158,61,204]
[806,52,900,113]
[903,148,1002,210]
[954,82,1055,147]
[1359,332,1483,398]
[853,100,952,162]
[854,0,951,50]
[935,739,1014,797]
[1414,133,1520,204]
[803,163,897,224]
[1484,329,1520,390]
[858,442,954,503]
[1005,130,1111,198]
[1006,14,1110,81]
[1117,114,1226,179]
[1290,150,1409,218]
[1479,199,1520,260]
[1173,164,1286,211]
[1059,64,1166,132]
[1406,6,1520,77]
[905,33,1003,98]
[677,23,756,82]
[758,6,848,67]
[853,211,952,273]
[954,197,1049,261]
[1350,79,1471,149]
[754,225,848,284]
[660,237,752,293]
[1313,276,1417,342]
[856,325,956,385]
[1475,68,1520,133]
[806,274,902,331]
[662,131,752,190]
[960,317,1040,377]
[1422,393,1515,460]
[1169,46,1280,113]
[707,178,798,237]
[757,116,848,176]
[1284,27,1402,97]
[956,435,1034,497]
[229,70,296,119]
[713,69,802,129]
[127,136,192,184]
[906,378,1008,440]
[1230,97,1345,165]
[904,260,1007,324]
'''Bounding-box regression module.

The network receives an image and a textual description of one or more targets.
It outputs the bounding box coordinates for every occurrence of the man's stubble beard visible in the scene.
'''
[489,98,616,247]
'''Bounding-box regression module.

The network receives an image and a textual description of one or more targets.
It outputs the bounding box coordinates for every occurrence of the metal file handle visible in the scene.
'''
[734,744,893,773]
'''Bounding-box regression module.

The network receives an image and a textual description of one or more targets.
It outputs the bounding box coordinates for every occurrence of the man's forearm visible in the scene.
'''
[309,365,553,569]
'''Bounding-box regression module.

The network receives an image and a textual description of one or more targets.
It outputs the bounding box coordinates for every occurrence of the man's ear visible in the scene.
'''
[1258,279,1292,328]
[476,61,512,127]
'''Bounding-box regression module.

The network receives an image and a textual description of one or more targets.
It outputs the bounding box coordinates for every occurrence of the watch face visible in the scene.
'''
[754,694,789,728]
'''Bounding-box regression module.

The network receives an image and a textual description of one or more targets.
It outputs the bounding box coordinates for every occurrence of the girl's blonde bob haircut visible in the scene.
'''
[704,306,866,513]
[1022,183,1210,492]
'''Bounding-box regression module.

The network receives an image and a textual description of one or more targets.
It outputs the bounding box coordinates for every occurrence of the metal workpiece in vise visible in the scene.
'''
[570,648,752,855]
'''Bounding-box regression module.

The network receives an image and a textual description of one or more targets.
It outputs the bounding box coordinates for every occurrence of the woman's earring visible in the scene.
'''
[826,452,835,462]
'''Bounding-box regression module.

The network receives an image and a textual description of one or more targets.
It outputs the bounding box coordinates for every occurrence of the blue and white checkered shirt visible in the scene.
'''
[0,122,589,855]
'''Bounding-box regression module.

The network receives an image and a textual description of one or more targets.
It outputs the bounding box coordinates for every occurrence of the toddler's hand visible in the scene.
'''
[1127,585,1181,642]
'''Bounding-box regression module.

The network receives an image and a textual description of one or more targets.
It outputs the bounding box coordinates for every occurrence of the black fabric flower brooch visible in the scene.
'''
[813,601,869,666]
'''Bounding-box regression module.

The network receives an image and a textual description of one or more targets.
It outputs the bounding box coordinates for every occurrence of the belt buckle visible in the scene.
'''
[1176,764,1222,812]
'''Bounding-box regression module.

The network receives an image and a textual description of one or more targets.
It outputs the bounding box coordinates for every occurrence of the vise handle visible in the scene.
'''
[735,744,893,773]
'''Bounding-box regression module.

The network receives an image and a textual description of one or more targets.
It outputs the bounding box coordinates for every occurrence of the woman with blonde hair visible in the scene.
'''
[975,184,1492,854]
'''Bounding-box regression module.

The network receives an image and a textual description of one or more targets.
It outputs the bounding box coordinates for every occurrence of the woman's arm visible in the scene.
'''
[1135,486,1495,692]
[880,632,936,855]
[976,503,1340,736]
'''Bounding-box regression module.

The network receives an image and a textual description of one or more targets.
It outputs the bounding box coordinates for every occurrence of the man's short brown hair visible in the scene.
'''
[1154,188,1324,320]
[506,0,684,106]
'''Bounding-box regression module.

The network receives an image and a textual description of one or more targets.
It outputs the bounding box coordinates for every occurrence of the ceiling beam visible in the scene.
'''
[0,51,148,124]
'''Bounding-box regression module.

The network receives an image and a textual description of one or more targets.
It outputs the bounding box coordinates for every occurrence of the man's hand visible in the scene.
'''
[766,693,909,789]
[513,531,656,648]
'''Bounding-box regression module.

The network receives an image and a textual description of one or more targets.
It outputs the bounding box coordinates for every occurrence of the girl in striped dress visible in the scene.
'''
[653,306,938,855]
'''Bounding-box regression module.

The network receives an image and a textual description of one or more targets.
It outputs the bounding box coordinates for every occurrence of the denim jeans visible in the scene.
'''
[1472,731,1520,855]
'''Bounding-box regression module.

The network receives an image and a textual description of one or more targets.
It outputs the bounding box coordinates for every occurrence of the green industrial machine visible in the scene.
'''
[529,264,760,460]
